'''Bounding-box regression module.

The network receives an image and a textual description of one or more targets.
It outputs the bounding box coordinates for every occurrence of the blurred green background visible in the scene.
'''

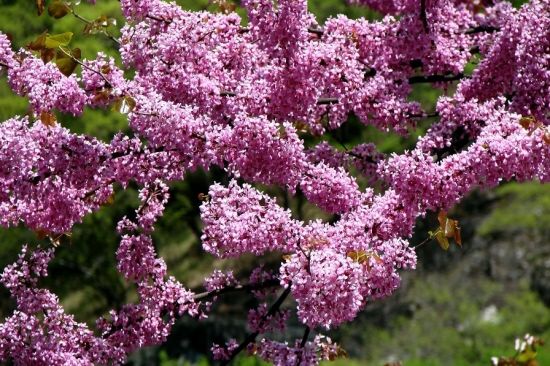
[0,0,548,365]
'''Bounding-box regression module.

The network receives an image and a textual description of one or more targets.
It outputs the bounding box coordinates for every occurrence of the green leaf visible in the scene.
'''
[55,48,81,76]
[48,0,72,19]
[45,32,73,49]
[516,348,537,363]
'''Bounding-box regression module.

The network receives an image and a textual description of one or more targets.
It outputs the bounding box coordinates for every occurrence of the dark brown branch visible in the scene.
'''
[221,285,292,366]
[420,0,429,33]
[408,72,465,84]
[220,91,237,97]
[317,97,339,105]
[308,27,324,36]
[299,326,311,348]
[145,14,171,24]
[193,278,280,301]
[465,25,499,35]
[219,91,340,105]
[83,179,115,199]
[239,26,325,36]
[407,112,440,119]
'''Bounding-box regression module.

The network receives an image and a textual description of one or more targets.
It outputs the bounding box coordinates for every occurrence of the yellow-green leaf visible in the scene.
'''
[45,32,73,49]
[435,231,450,250]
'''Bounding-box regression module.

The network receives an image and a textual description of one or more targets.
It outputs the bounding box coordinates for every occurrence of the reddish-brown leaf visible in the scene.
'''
[36,0,46,15]
[39,111,57,127]
[28,32,47,51]
[40,48,56,63]
[48,0,72,19]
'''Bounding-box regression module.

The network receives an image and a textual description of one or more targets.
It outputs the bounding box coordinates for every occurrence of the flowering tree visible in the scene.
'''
[0,0,549,364]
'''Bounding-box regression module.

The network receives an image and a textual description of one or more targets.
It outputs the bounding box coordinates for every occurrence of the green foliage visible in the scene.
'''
[478,183,550,237]
[331,273,550,366]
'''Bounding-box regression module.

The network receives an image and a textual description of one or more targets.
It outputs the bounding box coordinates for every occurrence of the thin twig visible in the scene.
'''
[465,25,499,35]
[193,278,280,301]
[420,0,429,33]
[408,73,465,84]
[72,10,120,45]
[413,229,440,249]
[57,46,112,87]
[317,97,339,105]
[145,14,171,24]
[299,326,311,348]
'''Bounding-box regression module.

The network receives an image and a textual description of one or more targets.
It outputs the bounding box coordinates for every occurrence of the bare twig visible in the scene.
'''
[413,229,440,249]
[317,97,339,105]
[299,326,311,348]
[408,72,465,84]
[465,25,499,35]
[420,0,429,33]
[72,10,120,45]
[193,278,280,301]
[57,46,112,87]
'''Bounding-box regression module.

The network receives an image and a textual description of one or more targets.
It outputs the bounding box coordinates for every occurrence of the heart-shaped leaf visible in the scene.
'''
[45,32,73,49]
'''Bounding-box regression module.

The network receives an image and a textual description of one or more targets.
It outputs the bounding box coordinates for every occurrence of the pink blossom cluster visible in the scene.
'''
[247,303,290,333]
[254,334,344,366]
[280,249,367,329]
[204,270,238,292]
[7,53,86,115]
[200,181,300,257]
[0,117,112,234]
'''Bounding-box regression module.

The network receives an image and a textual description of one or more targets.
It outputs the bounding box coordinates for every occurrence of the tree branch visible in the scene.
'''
[317,97,339,105]
[221,285,292,366]
[408,72,465,84]
[465,25,500,35]
[193,278,280,301]
[420,0,429,33]
[299,326,311,348]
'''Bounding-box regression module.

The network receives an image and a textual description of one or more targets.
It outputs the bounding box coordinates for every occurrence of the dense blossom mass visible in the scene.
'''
[0,0,549,364]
